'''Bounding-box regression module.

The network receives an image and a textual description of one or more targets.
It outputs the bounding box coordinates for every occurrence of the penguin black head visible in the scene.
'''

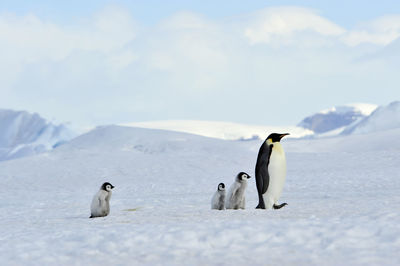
[101,182,115,192]
[237,172,251,181]
[266,133,290,143]
[217,183,225,191]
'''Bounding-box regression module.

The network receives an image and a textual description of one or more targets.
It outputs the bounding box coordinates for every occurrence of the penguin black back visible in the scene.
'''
[255,142,272,200]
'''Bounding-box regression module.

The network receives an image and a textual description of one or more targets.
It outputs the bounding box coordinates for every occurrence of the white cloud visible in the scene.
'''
[0,6,399,127]
[243,7,346,45]
[141,12,230,92]
[343,15,400,46]
[0,7,137,69]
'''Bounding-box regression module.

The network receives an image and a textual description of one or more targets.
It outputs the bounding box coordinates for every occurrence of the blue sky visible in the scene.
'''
[3,0,400,26]
[1,1,400,128]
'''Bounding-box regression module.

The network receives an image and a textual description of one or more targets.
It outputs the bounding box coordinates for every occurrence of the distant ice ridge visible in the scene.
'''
[123,101,400,140]
[318,103,377,116]
[122,120,313,140]
[298,101,400,137]
[0,109,75,161]
[298,103,378,135]
[343,101,400,135]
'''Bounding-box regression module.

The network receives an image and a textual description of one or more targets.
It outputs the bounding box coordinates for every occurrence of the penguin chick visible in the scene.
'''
[90,182,114,218]
[225,172,251,210]
[211,183,226,210]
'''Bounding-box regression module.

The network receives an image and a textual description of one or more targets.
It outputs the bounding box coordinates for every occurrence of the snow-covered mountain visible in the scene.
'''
[122,120,313,140]
[297,103,378,135]
[298,101,400,137]
[0,109,75,161]
[343,101,400,135]
[123,103,383,141]
[0,125,399,265]
[123,102,400,141]
[2,100,397,163]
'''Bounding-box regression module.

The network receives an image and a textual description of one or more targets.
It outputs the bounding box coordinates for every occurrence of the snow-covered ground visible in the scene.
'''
[1,125,399,266]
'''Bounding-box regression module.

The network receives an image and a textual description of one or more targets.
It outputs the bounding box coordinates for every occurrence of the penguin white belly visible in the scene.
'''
[263,144,286,209]
[226,182,247,209]
[211,191,225,210]
[90,190,110,217]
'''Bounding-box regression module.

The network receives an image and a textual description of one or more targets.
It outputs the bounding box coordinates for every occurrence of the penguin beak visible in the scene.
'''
[279,133,290,139]
[111,185,115,189]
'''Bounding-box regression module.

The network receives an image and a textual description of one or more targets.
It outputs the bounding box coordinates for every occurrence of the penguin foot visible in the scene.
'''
[273,203,288,209]
[256,203,266,209]
[256,196,266,209]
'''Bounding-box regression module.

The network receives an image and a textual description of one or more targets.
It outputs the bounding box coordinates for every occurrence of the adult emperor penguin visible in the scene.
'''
[225,172,251,210]
[211,183,226,210]
[255,133,289,210]
[90,182,115,218]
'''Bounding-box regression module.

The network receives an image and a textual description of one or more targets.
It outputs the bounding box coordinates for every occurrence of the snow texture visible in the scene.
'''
[1,125,399,266]
[0,109,74,161]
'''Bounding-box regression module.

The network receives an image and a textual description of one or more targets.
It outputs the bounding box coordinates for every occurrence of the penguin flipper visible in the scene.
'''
[230,186,239,206]
[227,183,240,209]
[255,142,273,209]
[262,144,273,194]
[273,203,288,209]
[255,143,272,194]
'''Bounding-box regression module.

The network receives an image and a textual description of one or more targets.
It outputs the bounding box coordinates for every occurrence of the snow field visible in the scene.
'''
[1,126,399,265]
